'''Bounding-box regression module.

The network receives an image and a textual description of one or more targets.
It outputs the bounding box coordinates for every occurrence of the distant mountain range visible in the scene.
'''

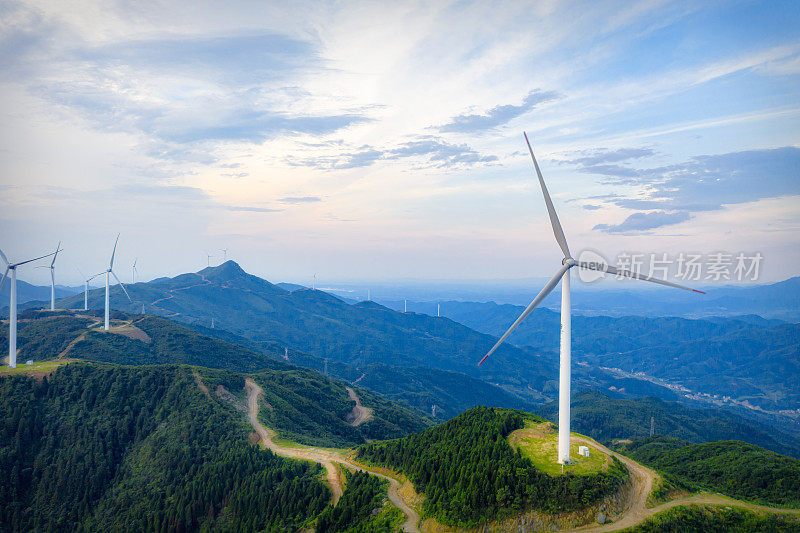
[0,279,83,304]
[423,301,800,414]
[364,276,800,321]
[10,261,800,430]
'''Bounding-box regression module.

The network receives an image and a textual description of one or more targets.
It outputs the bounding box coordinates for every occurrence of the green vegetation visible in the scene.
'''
[253,367,429,448]
[0,314,93,361]
[0,358,74,374]
[3,312,432,448]
[624,505,800,532]
[0,363,330,532]
[316,470,401,532]
[75,315,279,372]
[624,437,800,507]
[357,407,628,527]
[510,421,610,476]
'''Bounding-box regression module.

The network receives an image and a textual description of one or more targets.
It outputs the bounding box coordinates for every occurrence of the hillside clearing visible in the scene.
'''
[509,420,611,476]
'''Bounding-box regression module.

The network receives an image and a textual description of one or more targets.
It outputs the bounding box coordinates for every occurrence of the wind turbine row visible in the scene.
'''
[477,132,704,465]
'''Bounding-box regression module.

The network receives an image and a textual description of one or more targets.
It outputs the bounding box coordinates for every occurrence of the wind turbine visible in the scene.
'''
[77,267,101,311]
[220,248,227,262]
[206,252,213,267]
[45,242,63,310]
[132,258,138,283]
[96,234,132,331]
[0,248,57,368]
[477,132,704,464]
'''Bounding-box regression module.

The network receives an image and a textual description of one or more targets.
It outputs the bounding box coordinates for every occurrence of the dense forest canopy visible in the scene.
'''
[623,437,800,507]
[0,363,330,532]
[357,407,628,527]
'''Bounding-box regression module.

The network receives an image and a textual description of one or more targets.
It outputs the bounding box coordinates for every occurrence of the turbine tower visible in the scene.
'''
[46,242,63,310]
[220,248,227,262]
[96,234,132,331]
[478,132,704,464]
[0,248,57,368]
[77,267,100,311]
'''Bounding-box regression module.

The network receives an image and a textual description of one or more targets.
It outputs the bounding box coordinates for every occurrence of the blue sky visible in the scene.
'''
[0,0,798,286]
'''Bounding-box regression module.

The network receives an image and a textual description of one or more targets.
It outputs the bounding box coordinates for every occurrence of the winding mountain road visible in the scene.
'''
[569,435,800,532]
[244,378,421,532]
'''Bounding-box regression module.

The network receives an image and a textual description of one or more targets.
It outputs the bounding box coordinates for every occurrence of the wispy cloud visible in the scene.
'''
[286,136,497,170]
[438,89,559,133]
[586,147,800,233]
[594,210,691,233]
[278,196,322,204]
[224,205,280,213]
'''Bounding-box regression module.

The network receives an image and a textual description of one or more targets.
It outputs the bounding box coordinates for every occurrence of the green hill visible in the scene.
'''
[625,505,800,532]
[0,363,330,532]
[356,406,628,527]
[2,311,432,447]
[623,437,800,507]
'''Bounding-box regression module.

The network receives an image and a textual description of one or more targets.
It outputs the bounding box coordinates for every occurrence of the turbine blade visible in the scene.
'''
[0,267,8,292]
[578,261,705,294]
[478,263,570,366]
[524,132,571,258]
[13,251,57,267]
[77,267,86,279]
[51,241,62,267]
[111,270,132,302]
[110,233,120,269]
[0,248,8,266]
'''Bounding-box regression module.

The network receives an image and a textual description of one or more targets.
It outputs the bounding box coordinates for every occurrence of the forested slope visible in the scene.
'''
[0,363,330,532]
[4,312,433,450]
[623,437,800,507]
[357,407,628,527]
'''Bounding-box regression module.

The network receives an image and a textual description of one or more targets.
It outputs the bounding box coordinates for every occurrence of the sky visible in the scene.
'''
[1,0,798,288]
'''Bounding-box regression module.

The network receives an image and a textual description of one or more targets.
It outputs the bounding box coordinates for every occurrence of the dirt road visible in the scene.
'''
[346,387,374,426]
[569,436,657,532]
[569,435,800,532]
[244,378,421,532]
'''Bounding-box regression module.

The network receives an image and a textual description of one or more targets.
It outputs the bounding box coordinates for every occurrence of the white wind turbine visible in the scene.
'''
[37,242,63,310]
[95,234,132,331]
[1,247,58,368]
[45,242,63,310]
[478,132,704,464]
[77,267,102,311]
[132,258,138,283]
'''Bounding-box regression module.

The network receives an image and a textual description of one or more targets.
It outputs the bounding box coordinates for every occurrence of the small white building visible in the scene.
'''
[578,445,590,457]
[26,360,34,366]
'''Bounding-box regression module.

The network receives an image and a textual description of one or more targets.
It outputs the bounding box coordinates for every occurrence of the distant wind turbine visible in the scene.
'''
[206,252,213,267]
[95,234,132,331]
[0,247,57,368]
[220,248,227,262]
[132,258,138,283]
[77,267,101,311]
[478,132,704,465]
[37,242,63,311]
